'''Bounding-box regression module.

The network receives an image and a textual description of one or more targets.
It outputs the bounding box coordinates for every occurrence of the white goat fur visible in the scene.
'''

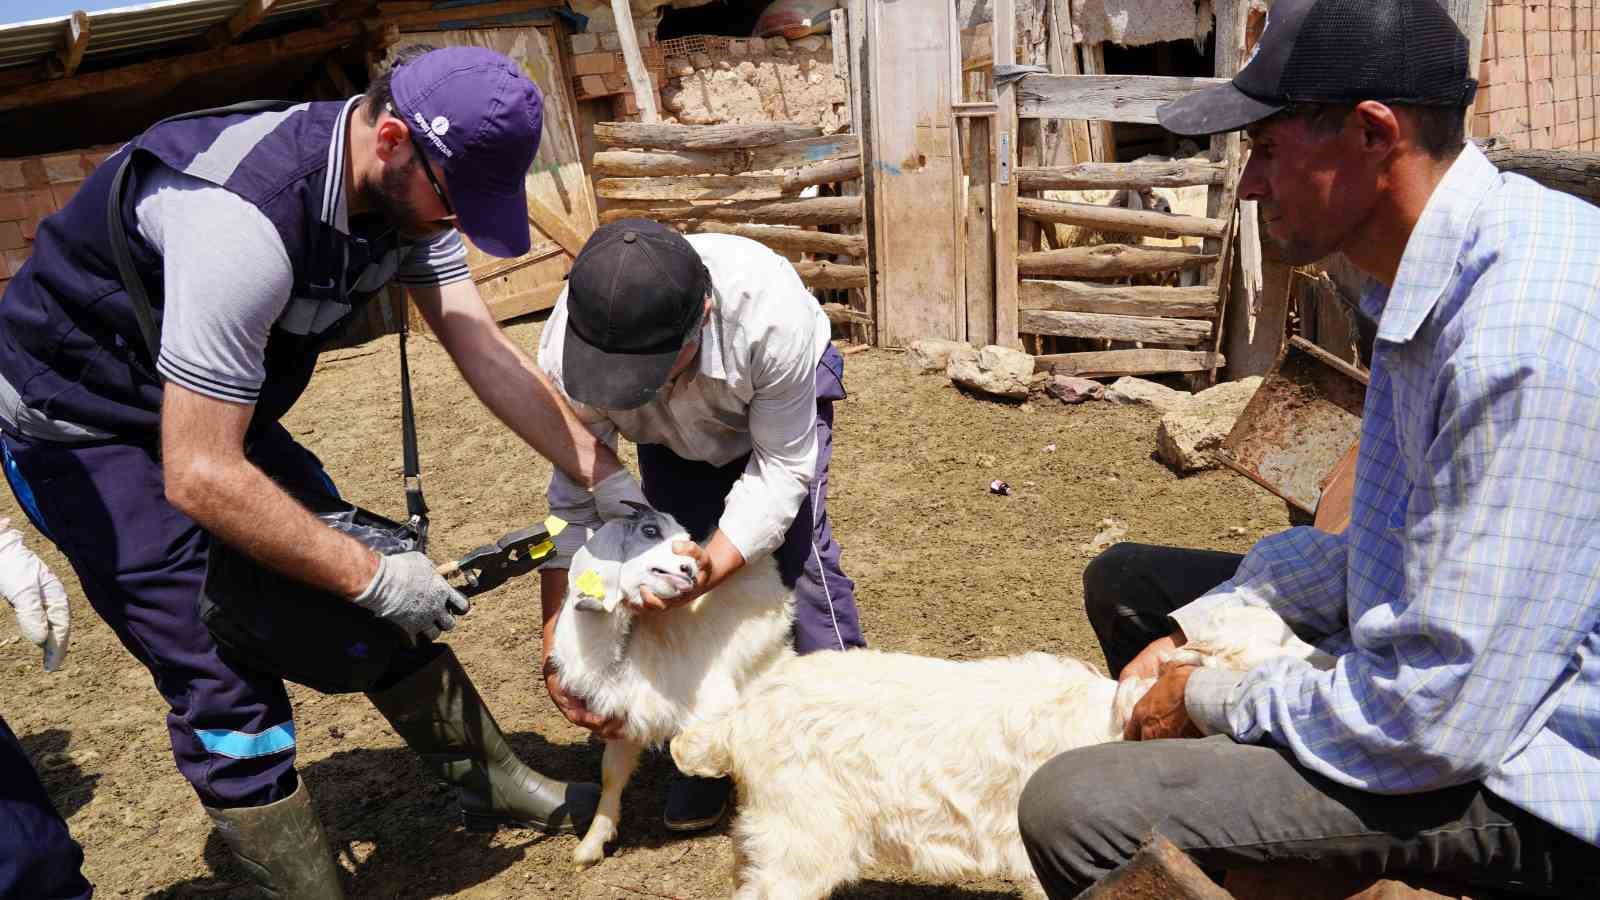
[671,604,1333,899]
[547,506,794,866]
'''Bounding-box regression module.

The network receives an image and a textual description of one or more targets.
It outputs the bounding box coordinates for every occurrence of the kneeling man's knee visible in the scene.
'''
[1019,743,1152,897]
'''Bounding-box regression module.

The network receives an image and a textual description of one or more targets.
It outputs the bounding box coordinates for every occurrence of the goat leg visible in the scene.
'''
[573,737,644,868]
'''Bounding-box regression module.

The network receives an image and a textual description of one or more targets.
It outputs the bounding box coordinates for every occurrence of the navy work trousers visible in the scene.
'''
[0,714,92,899]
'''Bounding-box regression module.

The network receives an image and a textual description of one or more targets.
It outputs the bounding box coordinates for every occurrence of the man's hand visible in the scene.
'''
[352,551,471,641]
[1123,664,1203,741]
[1119,628,1187,684]
[0,520,70,672]
[543,655,626,739]
[636,539,713,612]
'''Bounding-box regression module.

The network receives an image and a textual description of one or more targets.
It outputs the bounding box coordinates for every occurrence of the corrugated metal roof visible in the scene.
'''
[0,0,339,72]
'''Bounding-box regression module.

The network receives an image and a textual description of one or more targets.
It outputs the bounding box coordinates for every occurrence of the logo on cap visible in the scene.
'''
[411,111,454,159]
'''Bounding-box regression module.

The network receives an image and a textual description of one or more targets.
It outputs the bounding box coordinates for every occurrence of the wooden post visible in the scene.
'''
[993,0,1021,348]
[965,114,996,346]
[610,0,659,123]
[55,10,91,78]
[846,0,878,345]
[1046,0,1093,166]
[1078,43,1118,161]
[1208,0,1249,383]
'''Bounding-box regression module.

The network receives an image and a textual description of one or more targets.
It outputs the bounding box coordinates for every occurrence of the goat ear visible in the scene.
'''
[620,499,652,517]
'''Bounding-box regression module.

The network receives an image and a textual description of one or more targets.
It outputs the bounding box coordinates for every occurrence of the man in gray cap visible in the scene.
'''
[1019,1,1600,895]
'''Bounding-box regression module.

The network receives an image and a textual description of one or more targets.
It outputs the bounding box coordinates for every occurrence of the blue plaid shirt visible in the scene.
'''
[1178,142,1600,845]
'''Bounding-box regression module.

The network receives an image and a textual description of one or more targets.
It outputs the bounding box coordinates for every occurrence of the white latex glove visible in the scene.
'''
[352,550,470,642]
[591,468,649,521]
[0,518,70,672]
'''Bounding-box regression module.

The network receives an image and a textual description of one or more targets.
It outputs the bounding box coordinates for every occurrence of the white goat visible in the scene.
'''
[546,503,795,867]
[671,604,1332,900]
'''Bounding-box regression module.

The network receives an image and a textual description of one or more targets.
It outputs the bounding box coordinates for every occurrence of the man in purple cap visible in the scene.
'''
[1019,1,1600,895]
[0,44,652,897]
[534,219,866,832]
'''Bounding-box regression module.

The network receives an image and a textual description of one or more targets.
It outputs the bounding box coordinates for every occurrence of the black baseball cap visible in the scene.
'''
[1158,0,1478,137]
[562,219,711,410]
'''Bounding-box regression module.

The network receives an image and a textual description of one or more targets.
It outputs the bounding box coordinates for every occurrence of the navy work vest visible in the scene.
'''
[0,98,405,442]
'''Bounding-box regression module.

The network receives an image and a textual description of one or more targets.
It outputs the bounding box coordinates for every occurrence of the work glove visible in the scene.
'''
[0,518,70,672]
[591,469,649,521]
[353,550,470,642]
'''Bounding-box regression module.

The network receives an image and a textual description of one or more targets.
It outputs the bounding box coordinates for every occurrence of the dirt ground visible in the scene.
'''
[0,318,1289,899]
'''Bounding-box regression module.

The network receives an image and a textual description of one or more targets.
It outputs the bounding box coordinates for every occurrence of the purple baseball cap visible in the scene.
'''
[389,47,543,258]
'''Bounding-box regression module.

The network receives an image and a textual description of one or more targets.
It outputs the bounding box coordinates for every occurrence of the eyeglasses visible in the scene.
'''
[388,103,455,220]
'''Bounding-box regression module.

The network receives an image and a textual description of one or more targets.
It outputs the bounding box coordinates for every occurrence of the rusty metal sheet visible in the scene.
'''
[1218,336,1367,514]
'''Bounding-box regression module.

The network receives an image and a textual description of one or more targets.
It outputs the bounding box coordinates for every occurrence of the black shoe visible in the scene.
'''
[662,774,732,832]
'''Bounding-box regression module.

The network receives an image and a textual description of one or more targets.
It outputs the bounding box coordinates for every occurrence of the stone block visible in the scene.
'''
[1104,376,1189,415]
[569,32,600,54]
[791,36,827,53]
[0,221,24,251]
[1046,375,1105,404]
[904,338,971,373]
[1155,376,1262,472]
[947,344,1035,400]
[0,161,24,191]
[572,51,616,76]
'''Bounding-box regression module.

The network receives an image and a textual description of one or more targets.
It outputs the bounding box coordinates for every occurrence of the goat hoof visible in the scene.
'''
[573,840,607,868]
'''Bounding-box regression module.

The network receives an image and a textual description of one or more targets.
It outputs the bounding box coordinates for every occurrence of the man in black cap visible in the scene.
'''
[1018,0,1600,895]
[534,219,865,831]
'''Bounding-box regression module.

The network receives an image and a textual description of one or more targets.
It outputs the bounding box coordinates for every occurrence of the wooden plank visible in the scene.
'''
[1206,0,1250,384]
[486,281,564,323]
[869,0,962,345]
[228,0,280,40]
[525,195,588,257]
[964,115,996,346]
[599,196,862,225]
[610,0,659,122]
[1018,244,1218,278]
[1022,309,1212,343]
[1080,833,1232,900]
[793,261,868,290]
[1020,280,1218,317]
[1479,146,1600,206]
[56,10,90,78]
[595,122,823,151]
[1018,197,1228,240]
[595,175,789,201]
[0,20,365,113]
[690,222,864,257]
[1017,161,1226,191]
[1076,45,1119,159]
[1036,348,1224,378]
[1016,73,1228,124]
[590,135,858,177]
[378,0,567,30]
[784,155,863,191]
[992,0,1021,348]
[846,0,878,345]
[1045,0,1093,166]
[1224,251,1292,379]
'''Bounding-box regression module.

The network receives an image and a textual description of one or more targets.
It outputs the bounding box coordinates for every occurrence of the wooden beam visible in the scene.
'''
[992,0,1021,349]
[322,56,355,97]
[690,222,865,257]
[55,10,91,78]
[784,155,863,191]
[793,261,868,290]
[1015,73,1229,124]
[846,0,878,345]
[1018,197,1228,240]
[486,281,564,323]
[1021,280,1218,318]
[964,114,996,346]
[599,196,862,226]
[596,175,790,201]
[1017,161,1226,191]
[1480,145,1600,206]
[1206,0,1250,384]
[227,0,280,41]
[822,302,873,325]
[526,195,589,258]
[610,0,659,123]
[1076,45,1118,159]
[1022,308,1212,343]
[0,20,366,113]
[1018,244,1218,278]
[378,0,566,31]
[1045,0,1093,166]
[591,135,858,177]
[596,122,823,151]
[1036,348,1225,378]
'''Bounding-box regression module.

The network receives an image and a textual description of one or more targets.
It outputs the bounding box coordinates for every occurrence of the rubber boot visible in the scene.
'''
[366,644,599,833]
[204,781,344,900]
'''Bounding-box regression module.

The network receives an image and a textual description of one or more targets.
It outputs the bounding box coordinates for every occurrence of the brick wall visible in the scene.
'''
[1475,1,1598,151]
[0,145,119,297]
[568,24,667,122]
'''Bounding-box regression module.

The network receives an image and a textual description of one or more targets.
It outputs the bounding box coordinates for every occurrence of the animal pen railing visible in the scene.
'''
[588,120,871,336]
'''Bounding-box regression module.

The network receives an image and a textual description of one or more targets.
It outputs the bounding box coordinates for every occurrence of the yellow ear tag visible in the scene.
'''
[576,567,619,611]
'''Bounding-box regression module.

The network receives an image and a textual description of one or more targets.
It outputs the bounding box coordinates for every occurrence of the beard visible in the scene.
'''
[357,156,444,240]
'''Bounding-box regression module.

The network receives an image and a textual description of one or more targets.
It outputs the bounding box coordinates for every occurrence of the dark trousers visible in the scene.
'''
[2,423,360,809]
[1019,542,1600,898]
[637,344,863,654]
[0,715,92,900]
